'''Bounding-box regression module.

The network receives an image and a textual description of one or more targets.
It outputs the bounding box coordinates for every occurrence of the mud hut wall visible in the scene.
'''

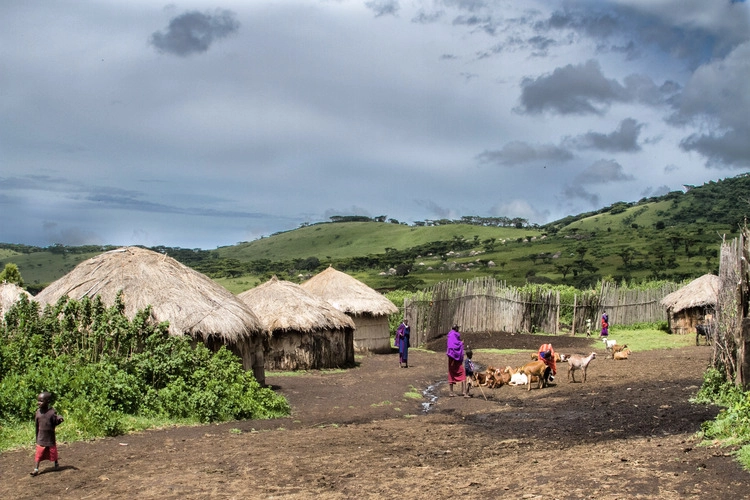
[265,328,354,370]
[351,315,391,353]
[219,339,266,387]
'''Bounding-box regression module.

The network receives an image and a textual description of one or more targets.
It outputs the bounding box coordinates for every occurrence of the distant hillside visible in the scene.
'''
[2,173,748,293]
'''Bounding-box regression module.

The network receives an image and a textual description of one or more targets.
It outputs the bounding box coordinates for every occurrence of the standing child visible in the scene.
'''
[464,349,476,396]
[31,392,64,476]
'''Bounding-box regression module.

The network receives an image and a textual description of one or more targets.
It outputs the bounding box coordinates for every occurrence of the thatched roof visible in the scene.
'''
[300,266,398,317]
[238,276,354,333]
[1,282,32,318]
[33,247,264,342]
[660,274,721,314]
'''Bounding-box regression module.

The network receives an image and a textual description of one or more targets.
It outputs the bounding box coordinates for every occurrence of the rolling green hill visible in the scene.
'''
[2,173,749,294]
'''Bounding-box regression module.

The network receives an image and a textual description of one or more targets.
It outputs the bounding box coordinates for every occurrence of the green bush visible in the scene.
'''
[0,293,290,436]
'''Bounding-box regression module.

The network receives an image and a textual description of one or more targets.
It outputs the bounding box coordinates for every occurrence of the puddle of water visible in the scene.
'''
[421,381,444,412]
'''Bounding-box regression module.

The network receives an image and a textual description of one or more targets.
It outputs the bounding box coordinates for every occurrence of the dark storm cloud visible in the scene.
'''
[442,0,491,13]
[680,131,750,169]
[149,9,239,57]
[566,118,643,153]
[518,60,626,115]
[517,60,679,115]
[476,141,574,166]
[563,158,634,206]
[412,9,444,24]
[640,185,671,198]
[452,15,497,35]
[562,184,599,206]
[365,0,400,18]
[576,159,635,184]
[672,42,750,168]
[536,4,749,68]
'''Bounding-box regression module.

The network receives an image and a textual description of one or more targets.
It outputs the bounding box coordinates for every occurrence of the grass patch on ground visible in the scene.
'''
[474,348,529,356]
[267,368,349,377]
[403,386,423,400]
[604,327,694,352]
[0,415,200,453]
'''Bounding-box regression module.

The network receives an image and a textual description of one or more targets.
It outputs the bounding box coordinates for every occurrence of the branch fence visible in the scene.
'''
[403,277,679,347]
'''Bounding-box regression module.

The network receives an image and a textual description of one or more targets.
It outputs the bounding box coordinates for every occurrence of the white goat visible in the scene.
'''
[567,352,597,383]
[601,338,617,353]
[509,371,528,386]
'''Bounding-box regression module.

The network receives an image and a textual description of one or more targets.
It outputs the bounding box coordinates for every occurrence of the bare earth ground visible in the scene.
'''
[2,332,749,499]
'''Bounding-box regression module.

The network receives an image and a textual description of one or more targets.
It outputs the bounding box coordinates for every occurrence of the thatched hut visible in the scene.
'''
[33,247,268,385]
[301,266,398,353]
[1,282,32,319]
[238,276,355,370]
[660,274,720,335]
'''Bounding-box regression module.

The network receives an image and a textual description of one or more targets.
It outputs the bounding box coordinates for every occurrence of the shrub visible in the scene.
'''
[0,294,290,432]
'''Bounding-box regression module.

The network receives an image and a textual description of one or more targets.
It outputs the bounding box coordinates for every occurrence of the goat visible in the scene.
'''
[567,352,597,383]
[613,348,632,360]
[520,360,548,391]
[601,338,617,353]
[610,344,628,359]
[696,324,712,346]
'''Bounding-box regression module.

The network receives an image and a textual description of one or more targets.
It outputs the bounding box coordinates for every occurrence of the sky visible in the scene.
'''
[2,1,749,249]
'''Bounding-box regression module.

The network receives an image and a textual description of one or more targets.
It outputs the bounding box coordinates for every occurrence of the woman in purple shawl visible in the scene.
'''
[446,325,468,397]
[396,319,410,368]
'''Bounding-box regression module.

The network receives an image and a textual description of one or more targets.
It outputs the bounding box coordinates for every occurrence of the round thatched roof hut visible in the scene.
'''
[33,247,268,384]
[301,266,398,353]
[1,282,32,320]
[660,274,720,335]
[238,276,355,370]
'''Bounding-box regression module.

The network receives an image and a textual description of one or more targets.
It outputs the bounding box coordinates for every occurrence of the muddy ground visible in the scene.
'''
[2,332,749,499]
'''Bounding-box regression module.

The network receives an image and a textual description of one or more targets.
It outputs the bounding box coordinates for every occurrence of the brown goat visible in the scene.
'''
[520,360,548,391]
[610,344,628,358]
[613,348,632,360]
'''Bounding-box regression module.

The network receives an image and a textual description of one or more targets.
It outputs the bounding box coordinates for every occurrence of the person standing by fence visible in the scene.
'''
[600,311,609,337]
[396,319,410,368]
[446,325,468,398]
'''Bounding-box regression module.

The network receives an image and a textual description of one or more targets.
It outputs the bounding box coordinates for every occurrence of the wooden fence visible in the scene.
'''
[715,226,750,387]
[404,277,679,346]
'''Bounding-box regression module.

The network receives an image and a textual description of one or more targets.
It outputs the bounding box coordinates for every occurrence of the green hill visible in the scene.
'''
[3,173,749,294]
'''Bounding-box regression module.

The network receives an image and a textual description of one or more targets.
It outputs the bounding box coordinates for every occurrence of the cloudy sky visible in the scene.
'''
[2,1,749,249]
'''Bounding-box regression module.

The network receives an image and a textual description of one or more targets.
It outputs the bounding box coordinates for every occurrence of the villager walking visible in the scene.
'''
[600,311,609,337]
[446,325,468,398]
[31,392,64,476]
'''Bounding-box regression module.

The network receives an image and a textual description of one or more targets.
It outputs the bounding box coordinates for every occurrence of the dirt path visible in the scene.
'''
[1,333,748,499]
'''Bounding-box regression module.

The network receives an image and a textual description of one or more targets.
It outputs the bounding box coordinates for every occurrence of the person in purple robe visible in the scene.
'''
[446,325,468,397]
[396,319,410,368]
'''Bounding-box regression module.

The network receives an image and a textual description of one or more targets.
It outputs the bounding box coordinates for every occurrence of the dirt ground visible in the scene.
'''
[2,332,750,499]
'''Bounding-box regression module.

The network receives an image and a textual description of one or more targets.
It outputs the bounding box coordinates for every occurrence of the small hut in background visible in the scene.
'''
[238,276,355,370]
[33,247,269,385]
[661,274,720,335]
[301,266,398,353]
[0,282,32,320]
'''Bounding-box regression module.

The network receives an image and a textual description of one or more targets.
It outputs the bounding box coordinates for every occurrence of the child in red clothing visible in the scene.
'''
[31,392,64,476]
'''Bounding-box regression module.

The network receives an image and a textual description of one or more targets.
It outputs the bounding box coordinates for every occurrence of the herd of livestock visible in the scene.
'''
[469,337,634,392]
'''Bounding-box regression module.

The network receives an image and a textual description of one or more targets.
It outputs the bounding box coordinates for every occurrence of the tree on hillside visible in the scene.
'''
[0,263,23,287]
